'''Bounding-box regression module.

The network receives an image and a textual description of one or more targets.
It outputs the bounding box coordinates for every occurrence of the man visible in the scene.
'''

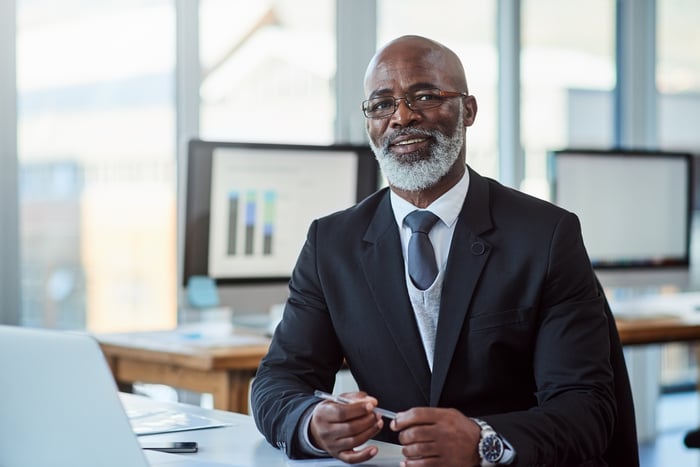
[252,35,616,466]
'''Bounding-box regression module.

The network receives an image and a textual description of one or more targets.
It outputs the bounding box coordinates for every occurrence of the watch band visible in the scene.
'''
[471,418,516,466]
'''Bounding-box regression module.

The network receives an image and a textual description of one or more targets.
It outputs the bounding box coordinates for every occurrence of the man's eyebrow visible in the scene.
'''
[367,88,393,99]
[407,82,440,92]
[367,83,439,99]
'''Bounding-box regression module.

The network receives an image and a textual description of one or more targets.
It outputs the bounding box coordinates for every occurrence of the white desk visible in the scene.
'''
[121,393,404,466]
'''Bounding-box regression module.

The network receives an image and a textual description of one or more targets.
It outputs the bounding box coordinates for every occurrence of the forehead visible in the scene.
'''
[364,43,456,96]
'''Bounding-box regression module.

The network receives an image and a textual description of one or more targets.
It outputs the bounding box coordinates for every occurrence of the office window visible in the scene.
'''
[376,0,498,179]
[657,0,700,151]
[17,0,177,332]
[199,0,335,145]
[657,0,700,390]
[521,0,616,199]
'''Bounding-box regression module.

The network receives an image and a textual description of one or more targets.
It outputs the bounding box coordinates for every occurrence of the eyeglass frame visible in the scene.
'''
[361,88,468,119]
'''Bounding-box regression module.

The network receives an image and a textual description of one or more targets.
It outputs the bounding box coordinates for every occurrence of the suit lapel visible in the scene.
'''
[430,168,494,405]
[361,191,431,403]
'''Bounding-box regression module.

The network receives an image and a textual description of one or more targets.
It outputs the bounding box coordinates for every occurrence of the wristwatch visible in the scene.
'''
[471,418,516,466]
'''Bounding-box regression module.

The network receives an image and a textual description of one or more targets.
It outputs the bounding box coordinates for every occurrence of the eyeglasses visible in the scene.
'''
[362,88,467,119]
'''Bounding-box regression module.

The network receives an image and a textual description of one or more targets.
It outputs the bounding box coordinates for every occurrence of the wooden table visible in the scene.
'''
[611,292,700,346]
[616,315,700,346]
[97,329,270,414]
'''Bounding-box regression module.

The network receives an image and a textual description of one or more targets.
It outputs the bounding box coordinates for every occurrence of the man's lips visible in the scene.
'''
[389,135,431,154]
[391,136,428,146]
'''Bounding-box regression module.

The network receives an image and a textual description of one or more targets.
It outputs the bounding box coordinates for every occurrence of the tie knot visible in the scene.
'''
[405,210,439,234]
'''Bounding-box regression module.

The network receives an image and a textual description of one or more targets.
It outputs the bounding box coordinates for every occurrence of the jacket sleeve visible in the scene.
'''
[250,220,343,459]
[485,212,616,466]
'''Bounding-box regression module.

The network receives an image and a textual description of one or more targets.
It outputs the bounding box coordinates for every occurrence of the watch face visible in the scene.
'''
[482,434,504,463]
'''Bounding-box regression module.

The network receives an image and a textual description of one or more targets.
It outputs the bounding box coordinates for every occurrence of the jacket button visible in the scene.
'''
[471,242,486,255]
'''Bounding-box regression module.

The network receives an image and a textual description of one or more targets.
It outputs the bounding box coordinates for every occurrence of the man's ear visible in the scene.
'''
[463,95,478,127]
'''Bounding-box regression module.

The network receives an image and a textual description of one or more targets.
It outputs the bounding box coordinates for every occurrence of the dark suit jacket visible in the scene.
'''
[252,167,617,466]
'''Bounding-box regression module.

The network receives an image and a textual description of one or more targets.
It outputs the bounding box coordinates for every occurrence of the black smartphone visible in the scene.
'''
[140,441,198,453]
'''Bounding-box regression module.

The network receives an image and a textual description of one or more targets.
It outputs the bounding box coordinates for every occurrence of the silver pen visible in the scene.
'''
[313,390,397,420]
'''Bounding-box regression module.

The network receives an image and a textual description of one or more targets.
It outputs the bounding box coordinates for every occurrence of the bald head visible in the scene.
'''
[364,35,468,95]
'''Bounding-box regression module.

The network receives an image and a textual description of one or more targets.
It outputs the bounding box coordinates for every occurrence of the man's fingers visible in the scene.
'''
[326,418,383,452]
[336,445,379,464]
[311,401,383,456]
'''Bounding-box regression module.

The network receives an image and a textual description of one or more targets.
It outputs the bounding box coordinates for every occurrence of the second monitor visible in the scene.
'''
[549,148,693,272]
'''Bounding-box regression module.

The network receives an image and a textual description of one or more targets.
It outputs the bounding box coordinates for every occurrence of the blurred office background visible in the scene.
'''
[1,0,700,463]
[6,0,700,328]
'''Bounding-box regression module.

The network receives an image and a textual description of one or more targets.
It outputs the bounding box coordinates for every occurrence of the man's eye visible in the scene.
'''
[370,98,394,110]
[413,93,439,102]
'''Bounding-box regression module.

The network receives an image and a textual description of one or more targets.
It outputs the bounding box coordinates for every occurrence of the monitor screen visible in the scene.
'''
[549,149,693,270]
[183,140,380,285]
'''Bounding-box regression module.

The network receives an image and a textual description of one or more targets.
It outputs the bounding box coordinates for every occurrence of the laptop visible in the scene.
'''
[0,325,235,467]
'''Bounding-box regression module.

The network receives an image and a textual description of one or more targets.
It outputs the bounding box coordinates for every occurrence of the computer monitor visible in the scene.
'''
[548,149,693,280]
[183,140,380,286]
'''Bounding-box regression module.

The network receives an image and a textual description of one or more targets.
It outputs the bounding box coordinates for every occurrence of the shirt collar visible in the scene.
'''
[391,167,470,228]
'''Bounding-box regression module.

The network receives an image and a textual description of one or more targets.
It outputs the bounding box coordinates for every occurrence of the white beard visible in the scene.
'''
[369,107,465,192]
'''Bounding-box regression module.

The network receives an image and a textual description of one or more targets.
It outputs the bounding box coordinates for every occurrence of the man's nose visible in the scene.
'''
[389,98,420,126]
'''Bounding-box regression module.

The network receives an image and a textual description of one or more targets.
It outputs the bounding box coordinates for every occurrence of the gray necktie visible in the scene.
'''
[405,210,440,290]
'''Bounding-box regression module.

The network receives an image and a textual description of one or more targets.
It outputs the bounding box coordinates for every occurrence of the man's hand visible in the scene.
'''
[390,407,481,467]
[309,391,384,464]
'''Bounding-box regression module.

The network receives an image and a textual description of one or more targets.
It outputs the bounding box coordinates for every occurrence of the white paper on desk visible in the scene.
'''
[105,328,269,350]
[127,406,232,435]
[162,323,269,348]
[172,332,269,348]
